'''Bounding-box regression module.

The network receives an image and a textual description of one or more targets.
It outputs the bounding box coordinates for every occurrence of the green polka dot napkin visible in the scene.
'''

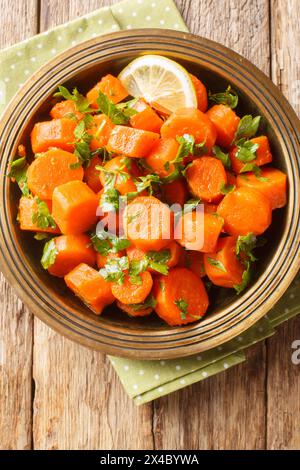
[0,0,299,405]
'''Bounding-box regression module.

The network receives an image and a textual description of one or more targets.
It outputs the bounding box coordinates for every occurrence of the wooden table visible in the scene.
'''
[0,0,299,450]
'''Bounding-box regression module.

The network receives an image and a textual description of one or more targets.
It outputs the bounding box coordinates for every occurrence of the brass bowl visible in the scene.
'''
[0,29,299,359]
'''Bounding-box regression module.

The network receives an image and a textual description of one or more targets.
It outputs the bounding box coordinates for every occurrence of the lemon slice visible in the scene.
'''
[118,55,197,113]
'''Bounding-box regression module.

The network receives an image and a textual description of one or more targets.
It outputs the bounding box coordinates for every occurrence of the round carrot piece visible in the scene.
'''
[236,167,287,210]
[186,156,227,203]
[123,196,174,251]
[84,155,103,193]
[217,187,272,236]
[111,271,153,305]
[126,241,180,269]
[190,74,208,112]
[153,267,209,326]
[206,104,240,148]
[204,236,244,288]
[162,178,188,207]
[178,250,206,277]
[48,234,96,277]
[145,138,179,178]
[161,108,217,151]
[27,148,84,200]
[176,210,223,253]
[99,156,140,195]
[116,300,153,317]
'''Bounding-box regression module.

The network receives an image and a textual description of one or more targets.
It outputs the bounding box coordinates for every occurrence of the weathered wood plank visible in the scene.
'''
[267,0,300,449]
[33,0,154,450]
[153,0,270,450]
[33,321,154,450]
[0,0,37,450]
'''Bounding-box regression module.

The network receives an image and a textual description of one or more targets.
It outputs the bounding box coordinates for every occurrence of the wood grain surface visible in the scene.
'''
[0,0,299,450]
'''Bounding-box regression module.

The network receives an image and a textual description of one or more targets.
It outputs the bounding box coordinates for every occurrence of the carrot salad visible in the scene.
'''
[9,56,287,326]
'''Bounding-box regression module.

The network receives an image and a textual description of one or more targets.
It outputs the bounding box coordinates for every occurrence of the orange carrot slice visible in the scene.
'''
[204,236,244,288]
[206,104,240,149]
[65,263,115,314]
[153,267,209,326]
[87,74,129,108]
[161,108,217,151]
[18,197,60,234]
[236,167,287,210]
[217,187,272,236]
[27,148,84,200]
[186,156,227,203]
[45,234,96,277]
[107,126,160,158]
[123,196,174,251]
[176,210,223,253]
[52,181,99,234]
[111,271,153,305]
[31,118,77,153]
[230,135,273,174]
[190,74,208,112]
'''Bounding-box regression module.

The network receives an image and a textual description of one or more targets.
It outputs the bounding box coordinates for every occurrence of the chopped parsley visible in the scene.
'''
[174,298,189,320]
[32,198,56,230]
[212,146,231,169]
[234,115,261,142]
[96,91,131,125]
[220,182,235,195]
[209,85,238,109]
[41,239,58,270]
[53,86,93,114]
[8,156,30,196]
[207,258,227,272]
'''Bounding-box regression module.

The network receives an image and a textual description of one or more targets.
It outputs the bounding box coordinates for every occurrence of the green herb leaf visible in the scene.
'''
[34,233,50,241]
[41,239,57,270]
[220,182,235,195]
[99,256,129,284]
[32,198,56,229]
[212,146,231,169]
[240,162,262,176]
[128,258,149,285]
[174,298,189,320]
[207,257,227,272]
[116,98,139,117]
[184,198,201,213]
[234,115,261,141]
[100,187,120,212]
[235,139,259,162]
[209,85,238,109]
[135,174,161,195]
[96,91,130,125]
[236,233,257,262]
[234,260,252,294]
[129,294,157,312]
[8,156,30,196]
[146,249,170,275]
[53,86,93,113]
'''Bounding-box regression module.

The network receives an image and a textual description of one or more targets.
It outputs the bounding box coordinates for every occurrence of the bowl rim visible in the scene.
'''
[0,28,299,359]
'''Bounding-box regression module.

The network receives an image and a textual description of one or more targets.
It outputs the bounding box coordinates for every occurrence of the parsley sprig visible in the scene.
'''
[209,85,238,109]
[32,198,56,230]
[234,232,264,294]
[53,86,93,114]
[91,232,131,256]
[128,294,157,312]
[8,156,29,196]
[96,91,137,124]
[174,298,189,320]
[41,239,58,270]
[234,115,261,142]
